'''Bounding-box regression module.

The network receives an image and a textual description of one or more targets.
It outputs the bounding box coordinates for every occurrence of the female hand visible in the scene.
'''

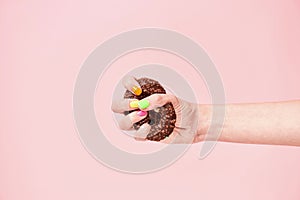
[111,75,201,143]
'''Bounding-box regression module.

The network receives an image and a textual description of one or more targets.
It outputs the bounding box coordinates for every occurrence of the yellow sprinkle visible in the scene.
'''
[129,100,139,108]
[132,86,142,96]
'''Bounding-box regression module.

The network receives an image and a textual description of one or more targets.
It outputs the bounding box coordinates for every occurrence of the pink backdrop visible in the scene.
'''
[1,0,300,199]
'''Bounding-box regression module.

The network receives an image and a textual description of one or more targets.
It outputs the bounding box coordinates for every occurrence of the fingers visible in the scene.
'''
[111,99,139,113]
[122,75,142,96]
[134,123,151,141]
[118,110,148,130]
[114,76,180,143]
[112,94,179,114]
[139,94,180,111]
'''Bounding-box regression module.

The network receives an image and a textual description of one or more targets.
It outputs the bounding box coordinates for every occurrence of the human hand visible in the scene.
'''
[111,76,201,144]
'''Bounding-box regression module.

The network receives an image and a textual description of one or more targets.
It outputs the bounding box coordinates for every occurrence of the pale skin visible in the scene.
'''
[112,76,300,146]
[196,101,300,146]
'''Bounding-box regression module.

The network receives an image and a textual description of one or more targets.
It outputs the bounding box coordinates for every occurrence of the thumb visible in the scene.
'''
[138,94,180,111]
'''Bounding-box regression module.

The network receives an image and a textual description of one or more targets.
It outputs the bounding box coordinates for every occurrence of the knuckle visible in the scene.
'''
[118,119,131,130]
[118,123,126,130]
[169,95,179,106]
[154,94,163,103]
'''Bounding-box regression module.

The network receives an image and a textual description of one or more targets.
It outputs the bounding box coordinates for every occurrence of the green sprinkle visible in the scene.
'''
[138,99,150,109]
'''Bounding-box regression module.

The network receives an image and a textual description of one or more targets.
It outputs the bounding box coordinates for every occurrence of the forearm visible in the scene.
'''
[197,101,300,146]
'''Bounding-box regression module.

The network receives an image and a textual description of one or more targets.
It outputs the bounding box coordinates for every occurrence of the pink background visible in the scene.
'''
[1,0,300,199]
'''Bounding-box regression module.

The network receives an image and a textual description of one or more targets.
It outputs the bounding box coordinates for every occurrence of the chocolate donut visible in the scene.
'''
[123,77,176,141]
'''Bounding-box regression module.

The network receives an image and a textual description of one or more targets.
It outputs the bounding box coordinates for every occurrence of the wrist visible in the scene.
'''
[194,104,212,143]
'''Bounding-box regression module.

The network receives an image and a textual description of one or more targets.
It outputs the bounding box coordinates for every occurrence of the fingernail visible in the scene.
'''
[138,99,150,110]
[132,86,142,96]
[137,110,147,117]
[129,100,139,108]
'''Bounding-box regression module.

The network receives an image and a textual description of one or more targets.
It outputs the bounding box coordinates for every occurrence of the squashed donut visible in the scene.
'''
[124,77,176,141]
